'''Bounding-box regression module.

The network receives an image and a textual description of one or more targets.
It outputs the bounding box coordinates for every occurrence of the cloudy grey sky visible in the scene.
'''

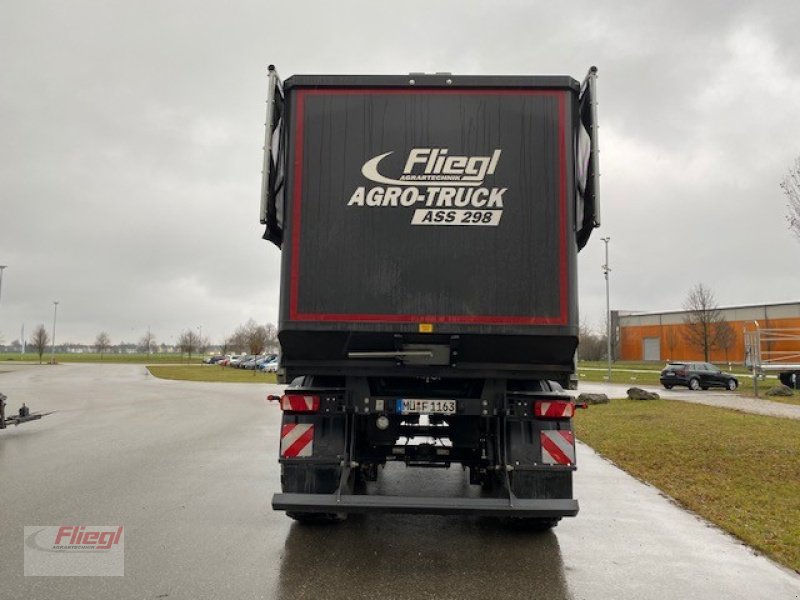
[1,0,799,346]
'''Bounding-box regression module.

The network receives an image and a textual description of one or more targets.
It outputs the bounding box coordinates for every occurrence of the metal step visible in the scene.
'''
[272,493,578,517]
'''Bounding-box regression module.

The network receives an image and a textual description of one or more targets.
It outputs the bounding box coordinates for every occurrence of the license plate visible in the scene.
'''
[396,399,456,415]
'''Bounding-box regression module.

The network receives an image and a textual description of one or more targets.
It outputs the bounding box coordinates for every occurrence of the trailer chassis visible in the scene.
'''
[271,378,579,521]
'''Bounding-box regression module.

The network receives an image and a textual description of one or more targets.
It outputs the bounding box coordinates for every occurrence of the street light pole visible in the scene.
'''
[0,265,7,305]
[0,266,6,348]
[51,301,59,365]
[601,237,612,383]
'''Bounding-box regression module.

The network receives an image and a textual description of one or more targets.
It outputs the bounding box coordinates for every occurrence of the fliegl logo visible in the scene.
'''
[346,148,506,226]
[24,525,125,576]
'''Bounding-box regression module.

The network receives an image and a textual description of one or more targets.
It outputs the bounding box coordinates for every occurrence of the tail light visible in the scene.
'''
[534,400,575,419]
[280,394,320,413]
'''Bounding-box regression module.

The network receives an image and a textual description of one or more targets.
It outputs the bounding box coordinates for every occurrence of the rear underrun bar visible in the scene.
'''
[272,493,579,517]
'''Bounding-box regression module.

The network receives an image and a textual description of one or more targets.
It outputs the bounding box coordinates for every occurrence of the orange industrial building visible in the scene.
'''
[613,301,800,363]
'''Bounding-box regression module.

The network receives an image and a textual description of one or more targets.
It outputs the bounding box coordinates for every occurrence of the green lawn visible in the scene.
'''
[575,399,800,573]
[147,365,278,384]
[577,368,662,386]
[2,352,204,364]
[746,386,800,406]
[577,360,753,386]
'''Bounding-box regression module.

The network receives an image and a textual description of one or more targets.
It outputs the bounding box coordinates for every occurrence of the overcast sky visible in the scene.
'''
[1,0,799,346]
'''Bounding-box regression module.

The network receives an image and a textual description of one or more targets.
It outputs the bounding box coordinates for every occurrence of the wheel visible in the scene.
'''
[688,378,701,391]
[663,384,673,390]
[727,379,738,391]
[281,463,347,524]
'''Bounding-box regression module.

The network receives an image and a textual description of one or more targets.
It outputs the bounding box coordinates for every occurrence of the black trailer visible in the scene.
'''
[0,393,53,429]
[260,68,600,525]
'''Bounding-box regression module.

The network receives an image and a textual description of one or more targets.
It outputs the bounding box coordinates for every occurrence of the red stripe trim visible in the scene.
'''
[557,93,568,321]
[282,425,314,458]
[297,88,565,97]
[281,423,296,438]
[289,312,567,325]
[289,88,570,326]
[289,91,305,321]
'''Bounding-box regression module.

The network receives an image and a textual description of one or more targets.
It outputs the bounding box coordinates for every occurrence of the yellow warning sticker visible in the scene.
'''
[418,323,434,333]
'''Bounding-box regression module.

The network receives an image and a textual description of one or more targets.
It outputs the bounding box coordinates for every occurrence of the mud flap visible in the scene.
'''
[280,413,348,495]
[505,420,574,500]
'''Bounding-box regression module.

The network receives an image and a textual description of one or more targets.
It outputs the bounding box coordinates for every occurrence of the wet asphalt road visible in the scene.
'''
[1,364,799,600]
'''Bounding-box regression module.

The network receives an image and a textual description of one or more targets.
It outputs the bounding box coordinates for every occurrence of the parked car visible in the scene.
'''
[660,362,738,391]
[257,354,277,365]
[229,355,251,368]
[242,357,262,370]
[203,355,224,364]
[260,358,279,373]
[253,355,274,368]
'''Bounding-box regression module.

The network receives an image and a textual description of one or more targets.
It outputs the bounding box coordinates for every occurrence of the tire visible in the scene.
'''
[688,378,701,391]
[727,379,738,391]
[281,463,347,524]
[663,384,673,390]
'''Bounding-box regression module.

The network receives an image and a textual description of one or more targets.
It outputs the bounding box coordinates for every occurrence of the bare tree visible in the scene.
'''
[197,333,209,356]
[682,283,725,362]
[578,319,607,361]
[177,329,201,362]
[30,324,50,364]
[228,330,245,354]
[264,323,279,353]
[247,324,270,355]
[229,319,272,356]
[138,331,156,355]
[780,156,800,241]
[95,332,111,359]
[717,321,736,363]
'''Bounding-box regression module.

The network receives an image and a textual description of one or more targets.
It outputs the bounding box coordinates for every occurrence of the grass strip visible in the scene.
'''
[147,365,278,384]
[577,369,800,406]
[575,399,800,573]
[3,353,204,364]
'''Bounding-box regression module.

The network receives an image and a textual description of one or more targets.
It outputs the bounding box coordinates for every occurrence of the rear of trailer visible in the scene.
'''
[260,68,600,524]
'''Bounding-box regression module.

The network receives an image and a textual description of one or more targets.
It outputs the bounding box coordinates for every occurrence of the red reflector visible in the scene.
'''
[280,394,320,413]
[533,400,575,419]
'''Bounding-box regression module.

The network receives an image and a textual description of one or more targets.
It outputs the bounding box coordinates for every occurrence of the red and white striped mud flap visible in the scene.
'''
[540,430,576,466]
[280,423,314,458]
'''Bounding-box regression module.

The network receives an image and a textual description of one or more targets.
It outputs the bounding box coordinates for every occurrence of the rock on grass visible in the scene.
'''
[627,387,660,400]
[577,392,610,405]
[765,385,794,397]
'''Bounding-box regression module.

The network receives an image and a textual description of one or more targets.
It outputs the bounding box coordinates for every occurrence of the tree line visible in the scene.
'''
[24,319,278,364]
